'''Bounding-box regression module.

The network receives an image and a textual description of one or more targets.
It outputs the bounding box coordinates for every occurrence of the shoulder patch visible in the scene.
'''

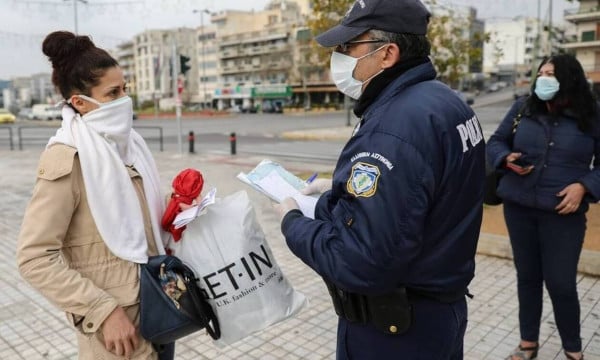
[347,162,380,197]
[37,144,77,181]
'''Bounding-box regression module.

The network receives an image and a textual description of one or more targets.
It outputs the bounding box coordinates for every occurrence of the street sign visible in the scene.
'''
[177,79,184,94]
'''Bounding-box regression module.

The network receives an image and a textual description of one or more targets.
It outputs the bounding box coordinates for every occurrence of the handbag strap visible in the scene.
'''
[511,99,528,135]
[509,98,529,148]
[182,267,221,340]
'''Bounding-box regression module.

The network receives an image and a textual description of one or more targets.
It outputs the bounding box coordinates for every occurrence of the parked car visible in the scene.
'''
[513,86,530,99]
[17,107,33,120]
[31,104,61,120]
[454,90,475,105]
[0,108,16,124]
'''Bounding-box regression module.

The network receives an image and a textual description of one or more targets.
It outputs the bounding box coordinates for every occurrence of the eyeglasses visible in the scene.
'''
[337,39,387,53]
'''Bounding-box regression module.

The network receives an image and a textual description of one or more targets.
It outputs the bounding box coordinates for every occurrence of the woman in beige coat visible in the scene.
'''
[16,31,168,359]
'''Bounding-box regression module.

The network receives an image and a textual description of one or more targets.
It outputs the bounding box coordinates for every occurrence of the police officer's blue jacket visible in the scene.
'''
[282,61,486,296]
[487,98,600,213]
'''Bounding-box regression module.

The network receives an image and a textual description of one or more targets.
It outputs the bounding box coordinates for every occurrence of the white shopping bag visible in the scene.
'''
[169,190,307,346]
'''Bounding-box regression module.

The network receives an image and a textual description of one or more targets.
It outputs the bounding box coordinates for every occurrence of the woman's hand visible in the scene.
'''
[505,152,534,176]
[555,183,586,215]
[178,195,201,211]
[101,306,139,358]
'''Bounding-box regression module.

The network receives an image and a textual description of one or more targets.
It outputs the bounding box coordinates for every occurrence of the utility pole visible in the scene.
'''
[548,0,553,52]
[193,9,211,109]
[172,40,182,155]
[67,0,88,34]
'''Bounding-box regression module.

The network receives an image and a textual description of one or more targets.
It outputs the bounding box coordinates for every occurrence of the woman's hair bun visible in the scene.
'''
[42,31,95,65]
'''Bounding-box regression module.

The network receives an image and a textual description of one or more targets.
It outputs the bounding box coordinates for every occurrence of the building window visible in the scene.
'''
[582,30,596,42]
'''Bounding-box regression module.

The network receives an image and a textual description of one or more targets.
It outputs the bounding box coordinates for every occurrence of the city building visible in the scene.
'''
[196,24,218,109]
[427,3,486,90]
[114,41,136,100]
[290,26,341,110]
[133,28,198,108]
[484,18,541,82]
[211,0,303,111]
[483,15,573,91]
[563,0,600,92]
[1,73,54,112]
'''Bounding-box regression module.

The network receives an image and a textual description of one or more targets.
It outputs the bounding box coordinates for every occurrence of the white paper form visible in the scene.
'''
[173,188,217,228]
[253,170,317,219]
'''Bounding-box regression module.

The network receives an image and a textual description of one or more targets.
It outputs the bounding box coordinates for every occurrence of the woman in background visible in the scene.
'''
[487,54,600,360]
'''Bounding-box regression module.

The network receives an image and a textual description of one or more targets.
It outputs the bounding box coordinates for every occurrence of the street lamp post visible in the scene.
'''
[66,0,88,34]
[193,9,211,110]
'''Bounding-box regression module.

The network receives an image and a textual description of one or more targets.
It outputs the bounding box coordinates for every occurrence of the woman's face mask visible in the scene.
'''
[74,95,134,161]
[330,45,387,100]
[534,76,560,101]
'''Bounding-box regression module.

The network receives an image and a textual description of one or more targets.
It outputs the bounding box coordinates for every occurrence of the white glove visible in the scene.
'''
[301,178,332,195]
[274,197,299,221]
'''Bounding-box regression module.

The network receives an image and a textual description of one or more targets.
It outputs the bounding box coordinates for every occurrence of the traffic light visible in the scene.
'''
[180,55,191,75]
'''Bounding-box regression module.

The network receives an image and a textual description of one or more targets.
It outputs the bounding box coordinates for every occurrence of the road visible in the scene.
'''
[0,89,515,163]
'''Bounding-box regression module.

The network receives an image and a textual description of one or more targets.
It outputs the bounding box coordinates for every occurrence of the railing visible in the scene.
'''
[565,7,600,16]
[0,126,13,150]
[16,125,163,152]
[133,125,164,152]
[17,125,59,150]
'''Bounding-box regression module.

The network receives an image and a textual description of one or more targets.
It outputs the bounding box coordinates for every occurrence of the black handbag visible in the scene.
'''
[484,100,528,206]
[483,162,504,205]
[139,255,220,345]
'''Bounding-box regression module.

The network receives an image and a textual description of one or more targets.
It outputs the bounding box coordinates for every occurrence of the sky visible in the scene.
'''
[0,0,573,80]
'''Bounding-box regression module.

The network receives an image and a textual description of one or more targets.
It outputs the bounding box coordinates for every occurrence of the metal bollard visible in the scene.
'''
[229,132,236,155]
[188,131,195,154]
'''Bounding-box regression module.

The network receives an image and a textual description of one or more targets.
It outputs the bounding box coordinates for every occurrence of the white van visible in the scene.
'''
[31,104,61,120]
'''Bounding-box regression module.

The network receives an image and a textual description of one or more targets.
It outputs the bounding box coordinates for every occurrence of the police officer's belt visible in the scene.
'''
[324,280,468,335]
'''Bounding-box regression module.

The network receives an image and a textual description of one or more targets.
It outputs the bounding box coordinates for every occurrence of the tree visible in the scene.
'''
[306,0,353,63]
[424,0,489,88]
[306,0,489,89]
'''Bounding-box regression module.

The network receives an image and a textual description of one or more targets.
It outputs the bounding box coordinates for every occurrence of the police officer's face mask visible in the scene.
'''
[534,76,560,101]
[330,45,387,100]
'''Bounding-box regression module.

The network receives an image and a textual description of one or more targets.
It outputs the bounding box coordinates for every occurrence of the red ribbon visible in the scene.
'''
[161,168,204,242]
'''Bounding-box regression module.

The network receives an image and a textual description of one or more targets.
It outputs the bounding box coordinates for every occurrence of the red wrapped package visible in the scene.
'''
[161,168,204,242]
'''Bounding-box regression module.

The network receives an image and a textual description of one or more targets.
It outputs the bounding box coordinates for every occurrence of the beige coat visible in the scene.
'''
[17,144,160,360]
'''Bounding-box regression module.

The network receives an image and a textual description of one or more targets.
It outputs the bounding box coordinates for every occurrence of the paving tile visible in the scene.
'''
[2,149,600,359]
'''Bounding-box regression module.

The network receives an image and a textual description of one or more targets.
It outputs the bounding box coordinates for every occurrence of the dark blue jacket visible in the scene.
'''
[282,61,486,295]
[487,99,600,213]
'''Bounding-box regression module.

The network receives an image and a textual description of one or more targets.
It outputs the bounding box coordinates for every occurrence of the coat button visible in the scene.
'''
[389,325,398,333]
[86,323,93,329]
[549,141,554,146]
[38,168,45,175]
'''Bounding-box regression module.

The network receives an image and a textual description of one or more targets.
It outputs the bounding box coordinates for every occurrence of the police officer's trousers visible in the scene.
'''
[336,296,467,359]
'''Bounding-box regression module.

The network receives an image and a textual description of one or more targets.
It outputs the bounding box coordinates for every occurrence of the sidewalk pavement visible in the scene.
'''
[1,148,600,360]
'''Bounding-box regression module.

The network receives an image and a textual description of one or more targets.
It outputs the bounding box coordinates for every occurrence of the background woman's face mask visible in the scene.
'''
[534,76,560,101]
[330,45,387,100]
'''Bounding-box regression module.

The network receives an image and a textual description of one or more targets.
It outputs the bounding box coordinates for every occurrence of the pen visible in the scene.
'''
[306,172,318,184]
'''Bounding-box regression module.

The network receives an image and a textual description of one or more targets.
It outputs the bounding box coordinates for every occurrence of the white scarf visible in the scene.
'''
[47,98,166,263]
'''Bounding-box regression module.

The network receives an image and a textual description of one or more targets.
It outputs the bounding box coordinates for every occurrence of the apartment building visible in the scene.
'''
[133,28,198,106]
[114,41,136,97]
[211,1,303,111]
[290,26,341,109]
[196,25,218,108]
[563,0,600,90]
[483,17,546,81]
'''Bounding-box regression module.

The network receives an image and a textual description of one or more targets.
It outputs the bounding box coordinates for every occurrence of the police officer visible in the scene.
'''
[274,0,485,358]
